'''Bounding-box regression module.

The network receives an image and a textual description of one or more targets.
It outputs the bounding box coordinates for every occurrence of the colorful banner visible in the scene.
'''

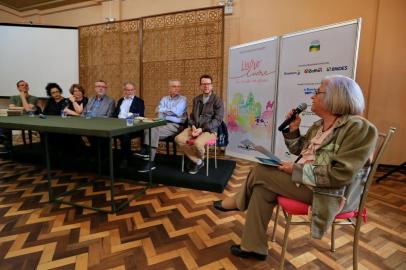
[226,37,279,162]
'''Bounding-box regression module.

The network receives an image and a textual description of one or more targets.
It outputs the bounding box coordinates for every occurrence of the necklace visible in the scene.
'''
[322,117,337,132]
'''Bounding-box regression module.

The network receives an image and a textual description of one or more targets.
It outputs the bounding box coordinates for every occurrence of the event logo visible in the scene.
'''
[309,40,320,52]
[304,67,322,73]
[283,71,300,76]
[304,87,317,95]
[229,59,274,79]
[326,65,348,71]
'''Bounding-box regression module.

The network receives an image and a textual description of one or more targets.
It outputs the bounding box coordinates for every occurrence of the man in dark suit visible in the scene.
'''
[112,82,144,167]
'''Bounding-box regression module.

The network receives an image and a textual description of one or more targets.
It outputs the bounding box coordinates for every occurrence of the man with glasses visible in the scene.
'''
[82,80,115,158]
[112,82,144,168]
[136,80,187,172]
[175,75,224,174]
[82,80,115,118]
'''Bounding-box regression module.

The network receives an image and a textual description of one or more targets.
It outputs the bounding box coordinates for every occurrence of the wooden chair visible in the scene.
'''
[270,127,396,270]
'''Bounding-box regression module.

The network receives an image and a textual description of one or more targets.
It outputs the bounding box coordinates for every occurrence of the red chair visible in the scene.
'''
[271,127,395,270]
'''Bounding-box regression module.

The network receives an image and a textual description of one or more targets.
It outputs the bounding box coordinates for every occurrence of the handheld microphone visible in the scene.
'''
[278,103,307,131]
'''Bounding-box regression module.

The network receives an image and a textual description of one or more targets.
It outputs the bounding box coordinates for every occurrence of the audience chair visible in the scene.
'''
[160,119,189,156]
[21,130,33,147]
[181,138,217,176]
[162,136,177,155]
[270,127,395,270]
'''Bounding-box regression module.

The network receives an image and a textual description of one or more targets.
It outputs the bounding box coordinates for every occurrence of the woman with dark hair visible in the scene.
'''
[63,84,88,116]
[43,83,68,115]
[213,75,378,260]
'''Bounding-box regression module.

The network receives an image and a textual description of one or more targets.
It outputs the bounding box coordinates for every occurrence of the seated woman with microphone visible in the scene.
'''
[213,75,378,260]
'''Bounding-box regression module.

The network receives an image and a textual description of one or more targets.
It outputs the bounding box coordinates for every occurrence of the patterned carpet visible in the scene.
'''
[0,136,405,269]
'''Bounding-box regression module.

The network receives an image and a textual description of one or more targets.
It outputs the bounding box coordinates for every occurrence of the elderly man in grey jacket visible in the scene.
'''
[82,80,115,117]
[175,75,224,174]
[82,80,115,156]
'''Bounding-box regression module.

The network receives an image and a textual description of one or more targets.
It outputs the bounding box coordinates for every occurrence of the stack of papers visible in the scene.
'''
[7,109,23,116]
[0,109,8,116]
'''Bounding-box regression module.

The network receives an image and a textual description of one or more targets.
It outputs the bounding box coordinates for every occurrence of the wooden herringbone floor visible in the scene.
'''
[0,140,405,269]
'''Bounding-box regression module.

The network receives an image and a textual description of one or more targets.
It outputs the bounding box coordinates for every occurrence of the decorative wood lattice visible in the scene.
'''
[78,7,224,116]
[142,8,224,116]
[79,20,141,101]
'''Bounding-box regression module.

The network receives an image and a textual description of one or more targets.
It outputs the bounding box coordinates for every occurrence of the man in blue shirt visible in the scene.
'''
[136,80,187,172]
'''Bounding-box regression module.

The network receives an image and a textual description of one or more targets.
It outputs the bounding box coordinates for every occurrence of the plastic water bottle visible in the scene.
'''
[126,113,134,126]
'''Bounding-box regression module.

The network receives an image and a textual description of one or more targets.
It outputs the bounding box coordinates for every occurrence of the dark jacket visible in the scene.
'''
[113,96,145,118]
[43,98,68,115]
[189,94,224,133]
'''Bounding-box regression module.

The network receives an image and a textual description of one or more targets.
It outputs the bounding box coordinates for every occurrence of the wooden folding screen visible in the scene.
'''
[78,7,224,115]
[142,7,224,115]
[79,20,141,101]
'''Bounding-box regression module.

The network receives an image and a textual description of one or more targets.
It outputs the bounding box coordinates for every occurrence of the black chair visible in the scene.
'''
[21,130,33,146]
[162,135,178,156]
[160,119,188,156]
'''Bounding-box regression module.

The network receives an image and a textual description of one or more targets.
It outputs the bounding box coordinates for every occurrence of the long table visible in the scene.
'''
[0,115,166,213]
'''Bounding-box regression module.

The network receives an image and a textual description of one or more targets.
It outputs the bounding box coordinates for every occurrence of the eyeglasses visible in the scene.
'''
[200,83,212,86]
[50,91,60,94]
[314,88,326,95]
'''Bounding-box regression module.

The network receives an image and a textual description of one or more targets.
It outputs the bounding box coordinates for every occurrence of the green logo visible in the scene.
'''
[309,40,320,52]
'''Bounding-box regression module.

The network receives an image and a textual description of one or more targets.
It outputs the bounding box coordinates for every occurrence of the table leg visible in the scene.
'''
[148,128,152,185]
[109,137,116,212]
[43,132,53,201]
[97,138,102,176]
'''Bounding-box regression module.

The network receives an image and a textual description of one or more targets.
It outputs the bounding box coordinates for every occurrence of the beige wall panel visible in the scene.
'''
[0,8,22,23]
[41,5,103,27]
[121,0,213,19]
[367,0,406,164]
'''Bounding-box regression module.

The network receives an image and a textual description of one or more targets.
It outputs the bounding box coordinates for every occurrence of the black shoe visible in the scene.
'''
[230,245,267,261]
[213,200,238,212]
[133,147,149,158]
[188,161,204,175]
[184,158,193,171]
[0,144,11,154]
[137,161,156,173]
